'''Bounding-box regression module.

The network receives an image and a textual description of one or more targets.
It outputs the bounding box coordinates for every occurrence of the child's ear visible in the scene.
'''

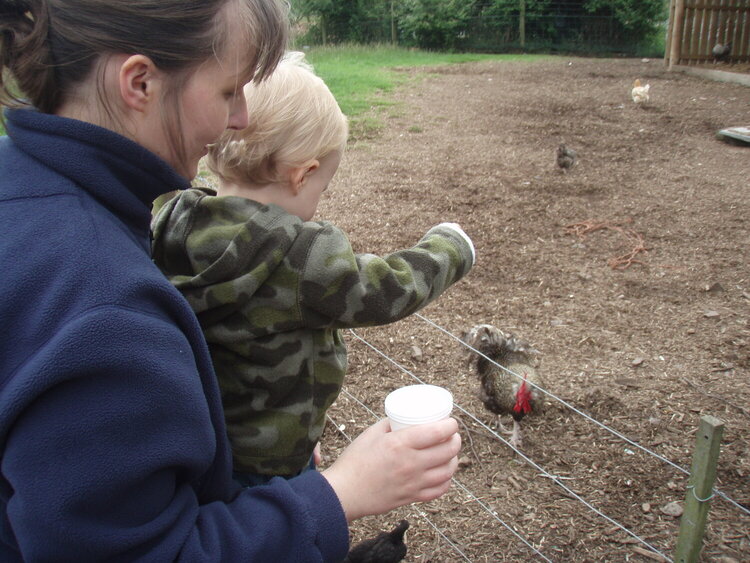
[289,159,320,194]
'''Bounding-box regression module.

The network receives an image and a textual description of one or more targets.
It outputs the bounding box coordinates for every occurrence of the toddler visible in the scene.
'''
[151,51,475,486]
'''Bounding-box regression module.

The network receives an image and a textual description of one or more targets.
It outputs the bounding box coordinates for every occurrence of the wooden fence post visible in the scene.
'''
[390,0,397,45]
[665,0,676,65]
[674,415,724,563]
[669,0,686,69]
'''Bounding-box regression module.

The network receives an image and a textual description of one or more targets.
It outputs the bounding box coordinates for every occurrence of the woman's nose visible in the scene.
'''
[228,95,249,131]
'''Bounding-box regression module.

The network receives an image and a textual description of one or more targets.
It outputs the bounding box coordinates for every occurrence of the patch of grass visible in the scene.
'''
[0,45,547,140]
[305,44,549,138]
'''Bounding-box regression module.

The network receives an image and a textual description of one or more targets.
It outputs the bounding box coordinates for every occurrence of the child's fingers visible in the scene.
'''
[313,442,322,465]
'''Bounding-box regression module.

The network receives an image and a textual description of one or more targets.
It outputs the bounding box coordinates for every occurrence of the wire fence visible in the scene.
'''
[346,14,649,54]
[293,0,668,57]
[327,313,750,561]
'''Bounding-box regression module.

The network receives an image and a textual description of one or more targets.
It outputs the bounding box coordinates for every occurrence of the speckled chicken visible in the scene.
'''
[556,144,577,172]
[343,520,409,563]
[461,324,544,448]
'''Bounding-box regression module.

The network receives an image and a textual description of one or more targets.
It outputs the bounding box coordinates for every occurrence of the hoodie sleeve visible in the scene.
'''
[297,222,474,328]
[2,306,349,562]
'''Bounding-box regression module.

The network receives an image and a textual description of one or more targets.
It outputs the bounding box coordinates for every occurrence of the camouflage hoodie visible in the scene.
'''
[151,188,474,476]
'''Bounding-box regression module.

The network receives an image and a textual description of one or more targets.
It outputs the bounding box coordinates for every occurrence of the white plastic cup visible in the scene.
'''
[384,384,453,431]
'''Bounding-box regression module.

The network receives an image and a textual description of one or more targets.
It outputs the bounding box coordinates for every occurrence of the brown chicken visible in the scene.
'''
[556,143,577,172]
[461,324,544,448]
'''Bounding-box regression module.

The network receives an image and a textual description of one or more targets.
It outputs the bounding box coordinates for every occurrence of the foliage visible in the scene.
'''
[584,0,666,39]
[396,0,476,50]
[290,0,668,56]
[291,0,392,44]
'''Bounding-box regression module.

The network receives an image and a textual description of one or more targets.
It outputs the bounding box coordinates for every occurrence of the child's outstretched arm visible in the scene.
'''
[321,418,461,522]
[301,222,476,328]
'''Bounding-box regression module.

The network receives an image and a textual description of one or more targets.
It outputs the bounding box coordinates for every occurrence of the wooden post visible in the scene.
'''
[519,0,526,49]
[670,0,686,69]
[674,415,724,563]
[665,0,676,65]
[390,0,397,45]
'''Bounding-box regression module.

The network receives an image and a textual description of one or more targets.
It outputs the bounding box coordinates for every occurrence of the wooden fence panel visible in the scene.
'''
[668,0,750,65]
[680,2,695,64]
[665,0,677,64]
[706,0,720,61]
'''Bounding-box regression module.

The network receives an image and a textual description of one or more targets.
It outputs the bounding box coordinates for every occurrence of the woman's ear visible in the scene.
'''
[289,159,320,194]
[118,54,159,112]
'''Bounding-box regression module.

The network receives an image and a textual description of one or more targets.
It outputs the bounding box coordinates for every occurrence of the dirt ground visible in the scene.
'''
[315,57,750,561]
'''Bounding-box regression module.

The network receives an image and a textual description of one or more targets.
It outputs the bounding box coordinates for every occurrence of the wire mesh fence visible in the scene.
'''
[292,0,669,57]
[325,314,750,561]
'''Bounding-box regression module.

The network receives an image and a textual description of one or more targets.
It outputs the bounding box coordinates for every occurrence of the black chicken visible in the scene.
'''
[344,520,409,563]
[556,144,577,173]
[462,324,544,448]
[712,41,731,63]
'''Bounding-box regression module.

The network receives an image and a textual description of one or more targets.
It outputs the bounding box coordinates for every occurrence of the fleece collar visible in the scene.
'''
[4,108,191,235]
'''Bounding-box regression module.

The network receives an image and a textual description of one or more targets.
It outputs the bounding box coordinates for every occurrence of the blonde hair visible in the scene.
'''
[207,51,348,185]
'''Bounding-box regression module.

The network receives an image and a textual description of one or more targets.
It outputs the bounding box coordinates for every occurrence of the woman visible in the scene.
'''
[0,0,461,560]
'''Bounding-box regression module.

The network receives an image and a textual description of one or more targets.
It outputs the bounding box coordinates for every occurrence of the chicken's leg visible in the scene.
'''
[495,415,511,434]
[509,420,523,449]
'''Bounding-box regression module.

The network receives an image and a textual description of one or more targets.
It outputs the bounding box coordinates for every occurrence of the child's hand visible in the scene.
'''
[313,442,322,466]
[321,418,460,522]
[435,223,475,264]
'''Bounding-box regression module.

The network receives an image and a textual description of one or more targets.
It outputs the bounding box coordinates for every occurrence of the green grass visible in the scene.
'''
[304,44,549,138]
[0,46,545,138]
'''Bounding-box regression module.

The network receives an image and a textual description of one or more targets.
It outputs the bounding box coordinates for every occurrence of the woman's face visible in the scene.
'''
[173,42,251,178]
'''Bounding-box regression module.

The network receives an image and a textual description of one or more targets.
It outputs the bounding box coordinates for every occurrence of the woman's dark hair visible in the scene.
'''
[0,0,288,173]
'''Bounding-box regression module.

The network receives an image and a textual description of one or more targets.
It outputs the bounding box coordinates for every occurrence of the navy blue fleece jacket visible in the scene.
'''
[0,109,349,562]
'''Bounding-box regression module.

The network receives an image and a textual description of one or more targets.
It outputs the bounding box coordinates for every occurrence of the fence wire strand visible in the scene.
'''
[415,312,750,518]
[347,329,672,561]
[326,410,475,562]
[330,392,553,561]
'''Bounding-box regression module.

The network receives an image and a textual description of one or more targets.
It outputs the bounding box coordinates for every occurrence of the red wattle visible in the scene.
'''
[513,378,532,414]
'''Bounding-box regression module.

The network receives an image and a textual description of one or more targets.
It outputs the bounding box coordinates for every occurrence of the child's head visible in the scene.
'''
[0,0,289,178]
[207,51,349,220]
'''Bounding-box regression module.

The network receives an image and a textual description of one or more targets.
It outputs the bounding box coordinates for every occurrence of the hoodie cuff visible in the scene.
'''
[289,470,350,561]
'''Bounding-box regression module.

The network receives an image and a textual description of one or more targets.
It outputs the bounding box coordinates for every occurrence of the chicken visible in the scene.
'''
[631,78,650,105]
[556,143,577,172]
[712,41,731,63]
[461,324,544,448]
[344,520,409,563]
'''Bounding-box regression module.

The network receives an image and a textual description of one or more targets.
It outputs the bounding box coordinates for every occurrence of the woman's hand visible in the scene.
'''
[321,417,460,522]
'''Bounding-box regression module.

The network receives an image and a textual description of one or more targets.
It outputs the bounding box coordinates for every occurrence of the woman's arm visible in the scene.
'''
[2,306,348,562]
